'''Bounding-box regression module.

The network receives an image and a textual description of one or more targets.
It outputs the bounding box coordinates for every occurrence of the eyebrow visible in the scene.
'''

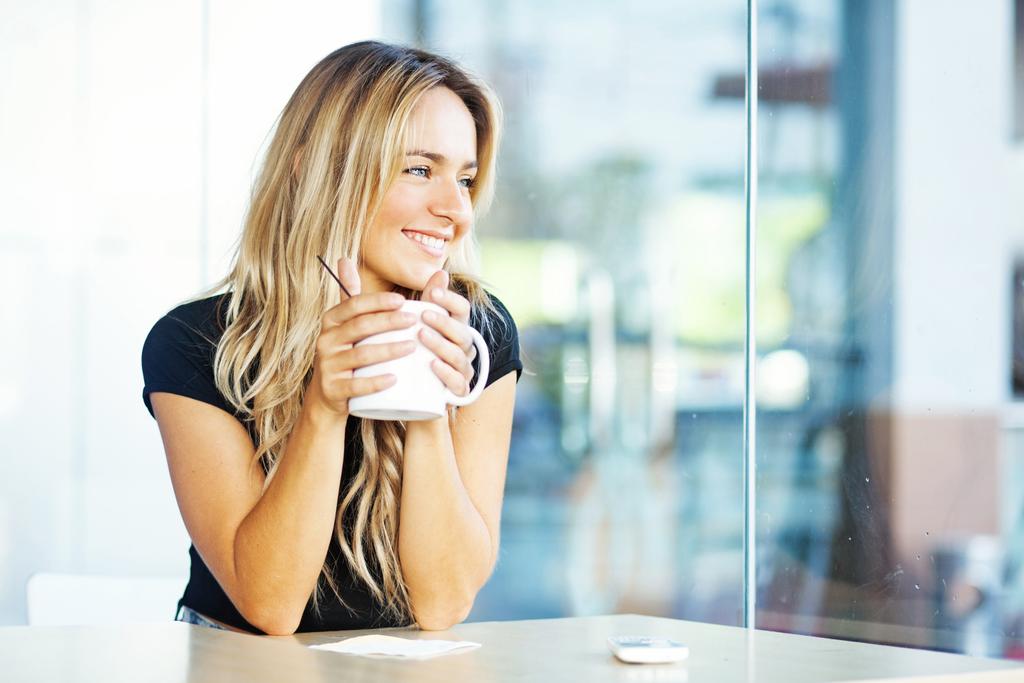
[406,149,478,171]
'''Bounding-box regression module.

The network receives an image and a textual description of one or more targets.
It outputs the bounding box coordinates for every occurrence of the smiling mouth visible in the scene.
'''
[402,230,447,255]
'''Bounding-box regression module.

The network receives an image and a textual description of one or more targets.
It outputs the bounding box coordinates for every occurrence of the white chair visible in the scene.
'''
[26,572,186,626]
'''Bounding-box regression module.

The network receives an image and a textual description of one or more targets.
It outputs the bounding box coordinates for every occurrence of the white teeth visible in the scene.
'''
[410,232,444,250]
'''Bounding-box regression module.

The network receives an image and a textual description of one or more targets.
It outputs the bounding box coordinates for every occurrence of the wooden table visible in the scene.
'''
[3,614,1023,682]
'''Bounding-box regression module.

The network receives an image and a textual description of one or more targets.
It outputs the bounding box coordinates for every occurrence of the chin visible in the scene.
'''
[393,268,437,293]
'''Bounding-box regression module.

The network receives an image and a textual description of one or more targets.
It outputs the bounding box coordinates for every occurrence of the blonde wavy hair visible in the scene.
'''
[199,41,502,624]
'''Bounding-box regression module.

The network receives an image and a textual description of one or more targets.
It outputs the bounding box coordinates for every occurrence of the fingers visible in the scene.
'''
[315,265,481,406]
[421,308,474,355]
[322,292,408,329]
[318,339,416,374]
[430,357,472,397]
[416,277,476,396]
[419,324,475,396]
[339,309,418,345]
[320,371,400,403]
[423,280,471,323]
[317,317,417,358]
[346,374,398,398]
[311,339,415,411]
[338,257,362,297]
[422,269,449,298]
[418,276,474,358]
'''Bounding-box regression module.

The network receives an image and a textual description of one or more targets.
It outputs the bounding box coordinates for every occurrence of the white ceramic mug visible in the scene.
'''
[348,300,490,420]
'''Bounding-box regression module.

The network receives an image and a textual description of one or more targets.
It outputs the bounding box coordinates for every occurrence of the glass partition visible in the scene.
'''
[387,0,1024,657]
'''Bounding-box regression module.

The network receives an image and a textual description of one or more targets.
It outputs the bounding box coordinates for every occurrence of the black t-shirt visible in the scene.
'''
[141,291,522,633]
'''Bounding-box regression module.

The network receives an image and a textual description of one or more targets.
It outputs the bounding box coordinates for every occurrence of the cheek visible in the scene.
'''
[453,220,473,243]
[441,229,468,264]
[374,202,405,230]
[365,196,412,257]
[376,186,421,229]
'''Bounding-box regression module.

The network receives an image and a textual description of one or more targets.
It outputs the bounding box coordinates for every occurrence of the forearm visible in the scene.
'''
[232,395,347,633]
[398,417,493,628]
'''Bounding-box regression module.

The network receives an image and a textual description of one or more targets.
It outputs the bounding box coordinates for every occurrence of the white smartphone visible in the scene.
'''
[607,636,690,664]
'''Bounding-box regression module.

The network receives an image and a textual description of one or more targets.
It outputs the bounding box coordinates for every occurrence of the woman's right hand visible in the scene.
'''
[307,257,416,418]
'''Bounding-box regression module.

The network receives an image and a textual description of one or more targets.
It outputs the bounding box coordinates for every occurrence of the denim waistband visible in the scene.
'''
[175,604,230,631]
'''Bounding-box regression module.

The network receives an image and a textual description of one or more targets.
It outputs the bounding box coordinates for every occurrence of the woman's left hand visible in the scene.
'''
[419,270,477,398]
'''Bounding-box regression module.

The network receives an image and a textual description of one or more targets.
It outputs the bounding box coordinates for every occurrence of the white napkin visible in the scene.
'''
[309,634,481,659]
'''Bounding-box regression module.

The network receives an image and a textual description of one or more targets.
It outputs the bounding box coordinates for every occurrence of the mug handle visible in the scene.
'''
[445,328,490,407]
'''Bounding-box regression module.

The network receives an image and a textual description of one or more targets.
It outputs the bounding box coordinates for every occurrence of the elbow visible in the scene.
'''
[248,608,302,636]
[254,615,301,637]
[413,599,474,631]
[228,552,305,635]
[235,594,303,636]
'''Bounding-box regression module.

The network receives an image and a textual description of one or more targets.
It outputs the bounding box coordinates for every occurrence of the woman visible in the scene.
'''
[141,41,521,635]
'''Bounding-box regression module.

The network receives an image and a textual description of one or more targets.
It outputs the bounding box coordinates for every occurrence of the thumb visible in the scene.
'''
[338,257,362,297]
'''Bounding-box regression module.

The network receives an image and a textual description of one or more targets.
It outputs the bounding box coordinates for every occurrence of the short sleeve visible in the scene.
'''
[141,301,235,419]
[472,292,523,389]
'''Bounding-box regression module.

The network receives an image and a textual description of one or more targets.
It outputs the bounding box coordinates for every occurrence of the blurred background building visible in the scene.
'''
[3,0,1024,659]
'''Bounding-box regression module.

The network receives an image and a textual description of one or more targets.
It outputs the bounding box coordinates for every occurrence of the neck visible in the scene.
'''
[356,265,392,295]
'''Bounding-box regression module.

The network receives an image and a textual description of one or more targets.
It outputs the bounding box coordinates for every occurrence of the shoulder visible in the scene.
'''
[144,294,230,355]
[141,293,234,418]
[469,290,523,387]
[469,290,520,351]
[471,290,517,334]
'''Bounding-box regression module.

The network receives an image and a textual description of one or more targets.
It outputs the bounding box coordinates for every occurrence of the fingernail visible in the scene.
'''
[422,310,436,322]
[431,288,444,300]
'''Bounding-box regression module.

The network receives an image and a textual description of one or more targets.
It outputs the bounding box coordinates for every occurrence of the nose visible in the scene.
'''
[428,177,473,226]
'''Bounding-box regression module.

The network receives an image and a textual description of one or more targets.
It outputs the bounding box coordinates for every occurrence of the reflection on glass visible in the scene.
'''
[754,0,1024,660]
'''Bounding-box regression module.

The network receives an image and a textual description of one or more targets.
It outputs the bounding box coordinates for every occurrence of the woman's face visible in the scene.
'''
[359,86,478,294]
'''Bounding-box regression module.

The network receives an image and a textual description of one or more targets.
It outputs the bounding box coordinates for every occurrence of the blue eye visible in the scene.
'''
[459,176,476,189]
[405,166,430,178]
